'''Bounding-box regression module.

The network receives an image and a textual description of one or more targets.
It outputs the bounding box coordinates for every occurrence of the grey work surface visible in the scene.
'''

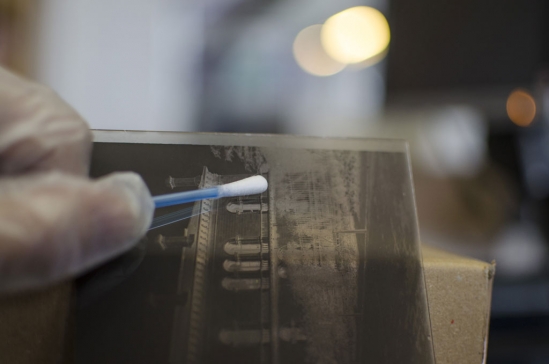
[77,132,435,364]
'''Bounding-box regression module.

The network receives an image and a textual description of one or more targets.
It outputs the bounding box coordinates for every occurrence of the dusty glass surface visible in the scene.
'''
[77,131,435,364]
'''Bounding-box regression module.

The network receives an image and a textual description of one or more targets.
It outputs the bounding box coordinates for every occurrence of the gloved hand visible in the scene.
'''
[0,67,154,293]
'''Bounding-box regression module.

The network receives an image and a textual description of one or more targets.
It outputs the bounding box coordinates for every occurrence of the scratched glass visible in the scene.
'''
[76,131,436,364]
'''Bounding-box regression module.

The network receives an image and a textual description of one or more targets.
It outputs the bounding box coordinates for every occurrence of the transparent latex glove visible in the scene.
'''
[0,67,154,293]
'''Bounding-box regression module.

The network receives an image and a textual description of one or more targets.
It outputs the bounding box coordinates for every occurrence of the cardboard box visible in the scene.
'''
[422,245,495,364]
[0,245,494,364]
[0,282,72,364]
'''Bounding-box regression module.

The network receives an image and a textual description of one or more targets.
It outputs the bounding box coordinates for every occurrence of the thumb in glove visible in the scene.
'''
[0,171,154,292]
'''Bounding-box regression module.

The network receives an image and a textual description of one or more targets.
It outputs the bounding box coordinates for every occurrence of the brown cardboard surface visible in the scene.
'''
[423,245,495,364]
[0,282,72,364]
[0,247,494,363]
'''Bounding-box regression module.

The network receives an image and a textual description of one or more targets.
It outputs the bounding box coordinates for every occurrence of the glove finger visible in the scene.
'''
[0,171,154,292]
[0,66,92,176]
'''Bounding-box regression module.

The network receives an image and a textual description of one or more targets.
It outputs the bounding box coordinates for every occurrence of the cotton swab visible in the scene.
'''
[152,175,268,209]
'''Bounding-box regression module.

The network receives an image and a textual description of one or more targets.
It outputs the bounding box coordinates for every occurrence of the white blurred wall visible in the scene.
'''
[35,0,202,131]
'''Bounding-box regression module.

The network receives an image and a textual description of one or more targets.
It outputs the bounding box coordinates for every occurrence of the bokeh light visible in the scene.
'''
[293,24,346,77]
[507,89,536,127]
[321,6,390,64]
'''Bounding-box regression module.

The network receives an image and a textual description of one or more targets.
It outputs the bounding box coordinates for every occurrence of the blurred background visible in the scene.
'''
[2,0,549,362]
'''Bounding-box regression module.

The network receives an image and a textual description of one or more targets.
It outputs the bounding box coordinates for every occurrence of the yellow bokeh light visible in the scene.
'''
[293,24,346,77]
[321,6,390,64]
[507,89,536,127]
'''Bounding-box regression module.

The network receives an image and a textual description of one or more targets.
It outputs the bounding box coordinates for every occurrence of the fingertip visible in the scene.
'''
[0,172,154,292]
[95,172,154,237]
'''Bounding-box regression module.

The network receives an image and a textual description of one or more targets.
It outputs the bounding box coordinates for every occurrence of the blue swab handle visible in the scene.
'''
[153,187,219,208]
[152,175,268,209]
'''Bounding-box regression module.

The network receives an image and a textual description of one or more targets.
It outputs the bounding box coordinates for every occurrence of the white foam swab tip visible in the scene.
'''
[153,175,268,208]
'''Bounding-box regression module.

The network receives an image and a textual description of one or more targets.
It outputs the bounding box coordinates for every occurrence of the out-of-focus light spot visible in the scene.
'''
[348,49,388,70]
[507,89,536,127]
[293,25,346,77]
[321,6,390,64]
